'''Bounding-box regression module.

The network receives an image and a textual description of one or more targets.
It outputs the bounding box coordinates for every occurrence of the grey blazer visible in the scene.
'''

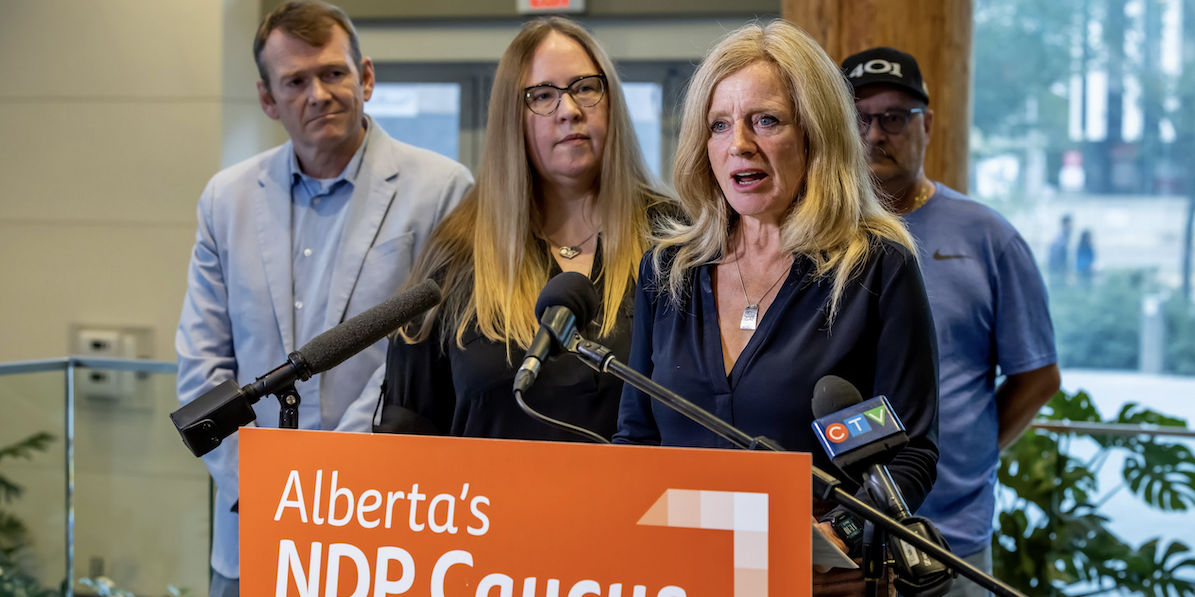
[176,119,473,576]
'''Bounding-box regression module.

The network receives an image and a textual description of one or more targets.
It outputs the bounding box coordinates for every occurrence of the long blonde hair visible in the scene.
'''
[654,20,914,319]
[403,17,663,351]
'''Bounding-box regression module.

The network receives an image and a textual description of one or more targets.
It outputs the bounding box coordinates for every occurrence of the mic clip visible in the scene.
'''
[572,335,615,371]
[275,384,301,430]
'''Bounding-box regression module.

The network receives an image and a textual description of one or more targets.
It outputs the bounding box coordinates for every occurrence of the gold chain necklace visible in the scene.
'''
[908,180,934,213]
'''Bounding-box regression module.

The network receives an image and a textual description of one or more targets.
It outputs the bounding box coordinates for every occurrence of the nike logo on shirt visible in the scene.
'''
[933,250,967,261]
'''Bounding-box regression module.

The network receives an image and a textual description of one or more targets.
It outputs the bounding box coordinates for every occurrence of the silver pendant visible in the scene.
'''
[740,304,759,330]
[559,245,581,259]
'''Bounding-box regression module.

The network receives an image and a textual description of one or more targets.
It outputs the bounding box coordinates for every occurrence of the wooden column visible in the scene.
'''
[783,0,974,193]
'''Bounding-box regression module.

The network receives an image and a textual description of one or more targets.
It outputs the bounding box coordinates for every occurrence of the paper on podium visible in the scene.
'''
[812,524,859,569]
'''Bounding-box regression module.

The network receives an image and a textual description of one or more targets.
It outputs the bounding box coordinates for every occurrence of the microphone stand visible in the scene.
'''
[862,521,884,597]
[568,336,1027,597]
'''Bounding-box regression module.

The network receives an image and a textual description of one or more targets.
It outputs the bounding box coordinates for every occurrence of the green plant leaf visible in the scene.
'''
[0,432,55,462]
[1115,403,1189,428]
[1122,440,1195,511]
[997,385,1195,596]
[0,476,22,504]
[1118,539,1195,597]
[0,511,30,559]
[1041,389,1102,423]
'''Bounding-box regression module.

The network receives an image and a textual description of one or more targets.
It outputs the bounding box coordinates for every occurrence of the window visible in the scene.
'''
[971,0,1195,410]
[972,0,1195,588]
[366,83,462,161]
[370,62,692,182]
[623,81,664,178]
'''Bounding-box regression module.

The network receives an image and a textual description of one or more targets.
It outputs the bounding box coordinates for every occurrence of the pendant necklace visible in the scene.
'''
[546,228,599,259]
[733,252,791,331]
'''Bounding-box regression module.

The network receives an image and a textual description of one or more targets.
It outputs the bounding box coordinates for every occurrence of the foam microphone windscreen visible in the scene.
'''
[534,271,599,325]
[812,374,865,418]
[298,279,442,375]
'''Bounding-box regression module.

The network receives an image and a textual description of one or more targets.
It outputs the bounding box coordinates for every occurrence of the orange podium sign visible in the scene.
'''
[240,428,812,597]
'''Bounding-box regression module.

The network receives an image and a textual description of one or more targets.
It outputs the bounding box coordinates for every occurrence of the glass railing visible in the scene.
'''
[995,391,1195,597]
[0,357,211,597]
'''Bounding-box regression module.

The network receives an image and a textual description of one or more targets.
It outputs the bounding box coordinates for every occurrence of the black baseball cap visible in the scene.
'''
[841,47,930,105]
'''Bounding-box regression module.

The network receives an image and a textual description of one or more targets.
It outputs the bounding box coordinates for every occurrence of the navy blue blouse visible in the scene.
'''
[614,239,940,511]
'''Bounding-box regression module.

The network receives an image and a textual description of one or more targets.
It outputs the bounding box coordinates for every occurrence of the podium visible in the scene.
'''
[239,428,815,596]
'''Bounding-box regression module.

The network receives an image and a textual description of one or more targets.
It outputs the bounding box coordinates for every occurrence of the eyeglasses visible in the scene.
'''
[524,75,607,116]
[857,108,927,135]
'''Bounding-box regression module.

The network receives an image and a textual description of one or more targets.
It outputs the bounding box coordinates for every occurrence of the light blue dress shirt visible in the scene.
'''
[286,124,370,410]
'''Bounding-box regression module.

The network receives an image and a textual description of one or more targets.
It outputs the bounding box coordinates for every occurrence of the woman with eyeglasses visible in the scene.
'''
[377,17,670,440]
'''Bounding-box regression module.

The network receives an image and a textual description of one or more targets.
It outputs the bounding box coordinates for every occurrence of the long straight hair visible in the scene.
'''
[654,20,914,319]
[402,17,663,351]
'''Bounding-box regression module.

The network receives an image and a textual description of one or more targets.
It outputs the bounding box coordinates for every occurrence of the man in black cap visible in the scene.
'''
[842,47,1061,597]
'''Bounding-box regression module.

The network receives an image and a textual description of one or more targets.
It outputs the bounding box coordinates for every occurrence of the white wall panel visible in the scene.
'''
[0,223,195,362]
[0,0,222,99]
[0,102,221,223]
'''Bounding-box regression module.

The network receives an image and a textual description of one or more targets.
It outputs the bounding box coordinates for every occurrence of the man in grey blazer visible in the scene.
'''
[175,3,472,595]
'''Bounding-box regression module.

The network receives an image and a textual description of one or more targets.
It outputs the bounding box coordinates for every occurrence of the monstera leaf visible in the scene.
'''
[998,428,1099,512]
[1122,440,1195,511]
[994,509,1056,593]
[1118,539,1195,597]
[1040,389,1101,422]
[994,389,1195,596]
[1098,404,1189,451]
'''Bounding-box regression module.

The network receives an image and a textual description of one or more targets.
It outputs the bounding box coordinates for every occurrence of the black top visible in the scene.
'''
[614,239,940,511]
[379,239,632,441]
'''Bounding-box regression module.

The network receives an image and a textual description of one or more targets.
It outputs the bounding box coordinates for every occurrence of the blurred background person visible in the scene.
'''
[1048,214,1073,285]
[378,17,670,440]
[1076,229,1096,284]
[614,21,939,595]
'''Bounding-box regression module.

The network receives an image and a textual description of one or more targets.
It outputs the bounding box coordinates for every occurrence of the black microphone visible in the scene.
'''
[171,279,443,457]
[512,272,599,394]
[811,375,954,597]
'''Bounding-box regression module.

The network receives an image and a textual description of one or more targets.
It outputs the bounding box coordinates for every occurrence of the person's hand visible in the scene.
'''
[812,517,848,573]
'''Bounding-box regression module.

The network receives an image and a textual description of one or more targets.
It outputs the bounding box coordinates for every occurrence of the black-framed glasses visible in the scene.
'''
[524,75,607,116]
[857,108,927,135]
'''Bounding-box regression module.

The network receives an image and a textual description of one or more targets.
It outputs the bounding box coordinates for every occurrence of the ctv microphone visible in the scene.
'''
[811,374,909,477]
[812,375,954,597]
[171,279,443,457]
[513,272,599,394]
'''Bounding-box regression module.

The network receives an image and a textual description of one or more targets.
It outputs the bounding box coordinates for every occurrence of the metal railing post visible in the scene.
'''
[64,359,76,597]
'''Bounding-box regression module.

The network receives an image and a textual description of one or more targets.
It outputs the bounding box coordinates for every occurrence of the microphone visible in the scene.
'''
[811,375,954,597]
[811,374,909,478]
[171,279,443,457]
[512,272,599,394]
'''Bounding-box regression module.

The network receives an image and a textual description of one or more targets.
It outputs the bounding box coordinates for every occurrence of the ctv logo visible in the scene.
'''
[824,405,888,443]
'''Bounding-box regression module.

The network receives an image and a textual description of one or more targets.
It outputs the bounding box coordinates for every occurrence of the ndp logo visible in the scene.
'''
[824,405,889,444]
